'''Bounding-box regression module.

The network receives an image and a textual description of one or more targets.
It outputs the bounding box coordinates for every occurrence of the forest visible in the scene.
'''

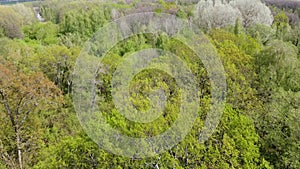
[0,0,299,168]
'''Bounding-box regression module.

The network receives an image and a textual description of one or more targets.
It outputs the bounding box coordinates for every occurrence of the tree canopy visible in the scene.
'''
[0,0,299,168]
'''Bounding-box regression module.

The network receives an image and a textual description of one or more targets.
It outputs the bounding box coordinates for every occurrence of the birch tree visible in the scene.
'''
[0,63,61,169]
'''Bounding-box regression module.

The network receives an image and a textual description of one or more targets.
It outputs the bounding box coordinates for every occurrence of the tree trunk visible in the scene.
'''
[15,128,23,169]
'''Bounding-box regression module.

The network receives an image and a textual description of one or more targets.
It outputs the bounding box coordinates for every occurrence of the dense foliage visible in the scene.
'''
[0,0,299,168]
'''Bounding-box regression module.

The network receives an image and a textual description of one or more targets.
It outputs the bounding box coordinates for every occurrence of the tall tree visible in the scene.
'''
[0,63,61,169]
[257,89,300,169]
[273,12,290,39]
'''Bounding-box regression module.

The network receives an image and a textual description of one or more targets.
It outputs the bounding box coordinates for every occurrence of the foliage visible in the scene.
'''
[34,135,103,169]
[195,0,243,29]
[209,29,262,56]
[230,0,274,27]
[0,63,62,169]
[257,89,300,168]
[33,105,269,169]
[0,38,37,72]
[256,40,300,92]
[273,12,290,39]
[195,0,273,29]
[11,4,36,25]
[23,22,59,45]
[247,24,275,45]
[0,0,299,168]
[265,0,300,12]
[255,39,300,169]
[211,36,258,112]
[0,6,24,38]
[34,45,79,94]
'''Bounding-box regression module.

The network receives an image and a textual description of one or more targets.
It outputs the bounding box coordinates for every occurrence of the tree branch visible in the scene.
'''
[0,90,16,128]
[0,139,16,169]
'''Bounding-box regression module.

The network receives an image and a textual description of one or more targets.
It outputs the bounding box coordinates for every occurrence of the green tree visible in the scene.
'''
[0,63,62,169]
[0,6,23,39]
[255,39,300,169]
[247,24,275,45]
[34,135,105,169]
[35,45,79,94]
[11,4,36,25]
[23,22,59,45]
[83,33,269,168]
[209,30,261,111]
[256,40,300,92]
[273,12,290,39]
[257,89,300,168]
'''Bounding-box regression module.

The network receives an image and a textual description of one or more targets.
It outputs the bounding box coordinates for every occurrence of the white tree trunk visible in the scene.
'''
[15,129,23,169]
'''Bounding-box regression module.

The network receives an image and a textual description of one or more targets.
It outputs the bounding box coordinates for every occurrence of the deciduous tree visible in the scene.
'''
[0,6,23,39]
[230,0,273,27]
[195,0,243,29]
[0,63,62,169]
